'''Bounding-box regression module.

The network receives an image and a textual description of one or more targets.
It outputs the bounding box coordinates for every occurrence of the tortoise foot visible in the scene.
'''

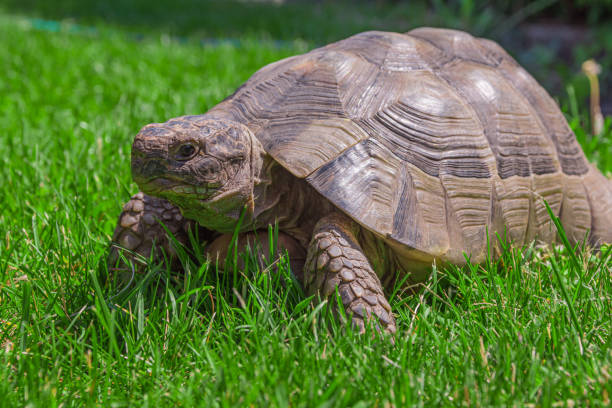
[304,213,396,335]
[108,192,196,273]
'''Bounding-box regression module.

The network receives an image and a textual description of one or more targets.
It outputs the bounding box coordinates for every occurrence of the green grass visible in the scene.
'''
[0,0,503,42]
[3,0,612,114]
[1,11,611,407]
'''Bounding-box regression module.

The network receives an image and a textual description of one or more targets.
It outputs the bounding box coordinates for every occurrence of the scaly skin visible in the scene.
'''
[110,116,398,337]
[108,193,209,275]
[109,192,308,281]
[304,213,396,334]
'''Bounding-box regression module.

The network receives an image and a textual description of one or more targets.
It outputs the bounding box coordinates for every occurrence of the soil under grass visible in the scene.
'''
[0,11,611,407]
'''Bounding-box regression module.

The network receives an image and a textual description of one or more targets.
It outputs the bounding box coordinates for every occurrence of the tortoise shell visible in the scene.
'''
[206,28,611,264]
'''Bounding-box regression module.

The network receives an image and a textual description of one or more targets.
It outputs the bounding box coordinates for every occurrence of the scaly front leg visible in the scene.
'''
[304,213,396,334]
[108,192,213,273]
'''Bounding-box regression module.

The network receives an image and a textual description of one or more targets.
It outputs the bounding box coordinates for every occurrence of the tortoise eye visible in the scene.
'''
[175,143,198,160]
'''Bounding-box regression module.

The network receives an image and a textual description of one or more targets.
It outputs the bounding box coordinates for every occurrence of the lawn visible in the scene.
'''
[1,3,611,406]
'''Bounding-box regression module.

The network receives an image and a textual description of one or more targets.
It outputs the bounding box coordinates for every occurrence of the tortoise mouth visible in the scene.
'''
[139,177,218,200]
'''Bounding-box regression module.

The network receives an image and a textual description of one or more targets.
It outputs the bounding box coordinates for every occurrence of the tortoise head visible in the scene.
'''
[131,116,265,232]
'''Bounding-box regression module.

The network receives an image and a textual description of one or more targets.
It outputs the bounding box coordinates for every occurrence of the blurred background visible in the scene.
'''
[1,0,611,116]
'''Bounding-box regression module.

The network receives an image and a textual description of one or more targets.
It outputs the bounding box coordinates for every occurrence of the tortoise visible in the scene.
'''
[110,28,612,334]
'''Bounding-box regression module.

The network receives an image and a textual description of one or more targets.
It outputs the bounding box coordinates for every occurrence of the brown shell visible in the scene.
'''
[209,28,612,263]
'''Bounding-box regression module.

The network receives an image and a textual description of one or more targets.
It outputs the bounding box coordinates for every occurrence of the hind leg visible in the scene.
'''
[205,230,307,280]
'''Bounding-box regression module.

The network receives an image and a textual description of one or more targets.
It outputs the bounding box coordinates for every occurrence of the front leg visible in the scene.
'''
[304,213,396,334]
[108,192,213,272]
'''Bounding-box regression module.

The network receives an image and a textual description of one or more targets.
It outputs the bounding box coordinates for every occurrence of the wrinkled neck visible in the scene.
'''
[250,160,334,246]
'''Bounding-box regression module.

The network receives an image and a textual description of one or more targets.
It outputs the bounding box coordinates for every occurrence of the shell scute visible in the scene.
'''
[220,28,597,261]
